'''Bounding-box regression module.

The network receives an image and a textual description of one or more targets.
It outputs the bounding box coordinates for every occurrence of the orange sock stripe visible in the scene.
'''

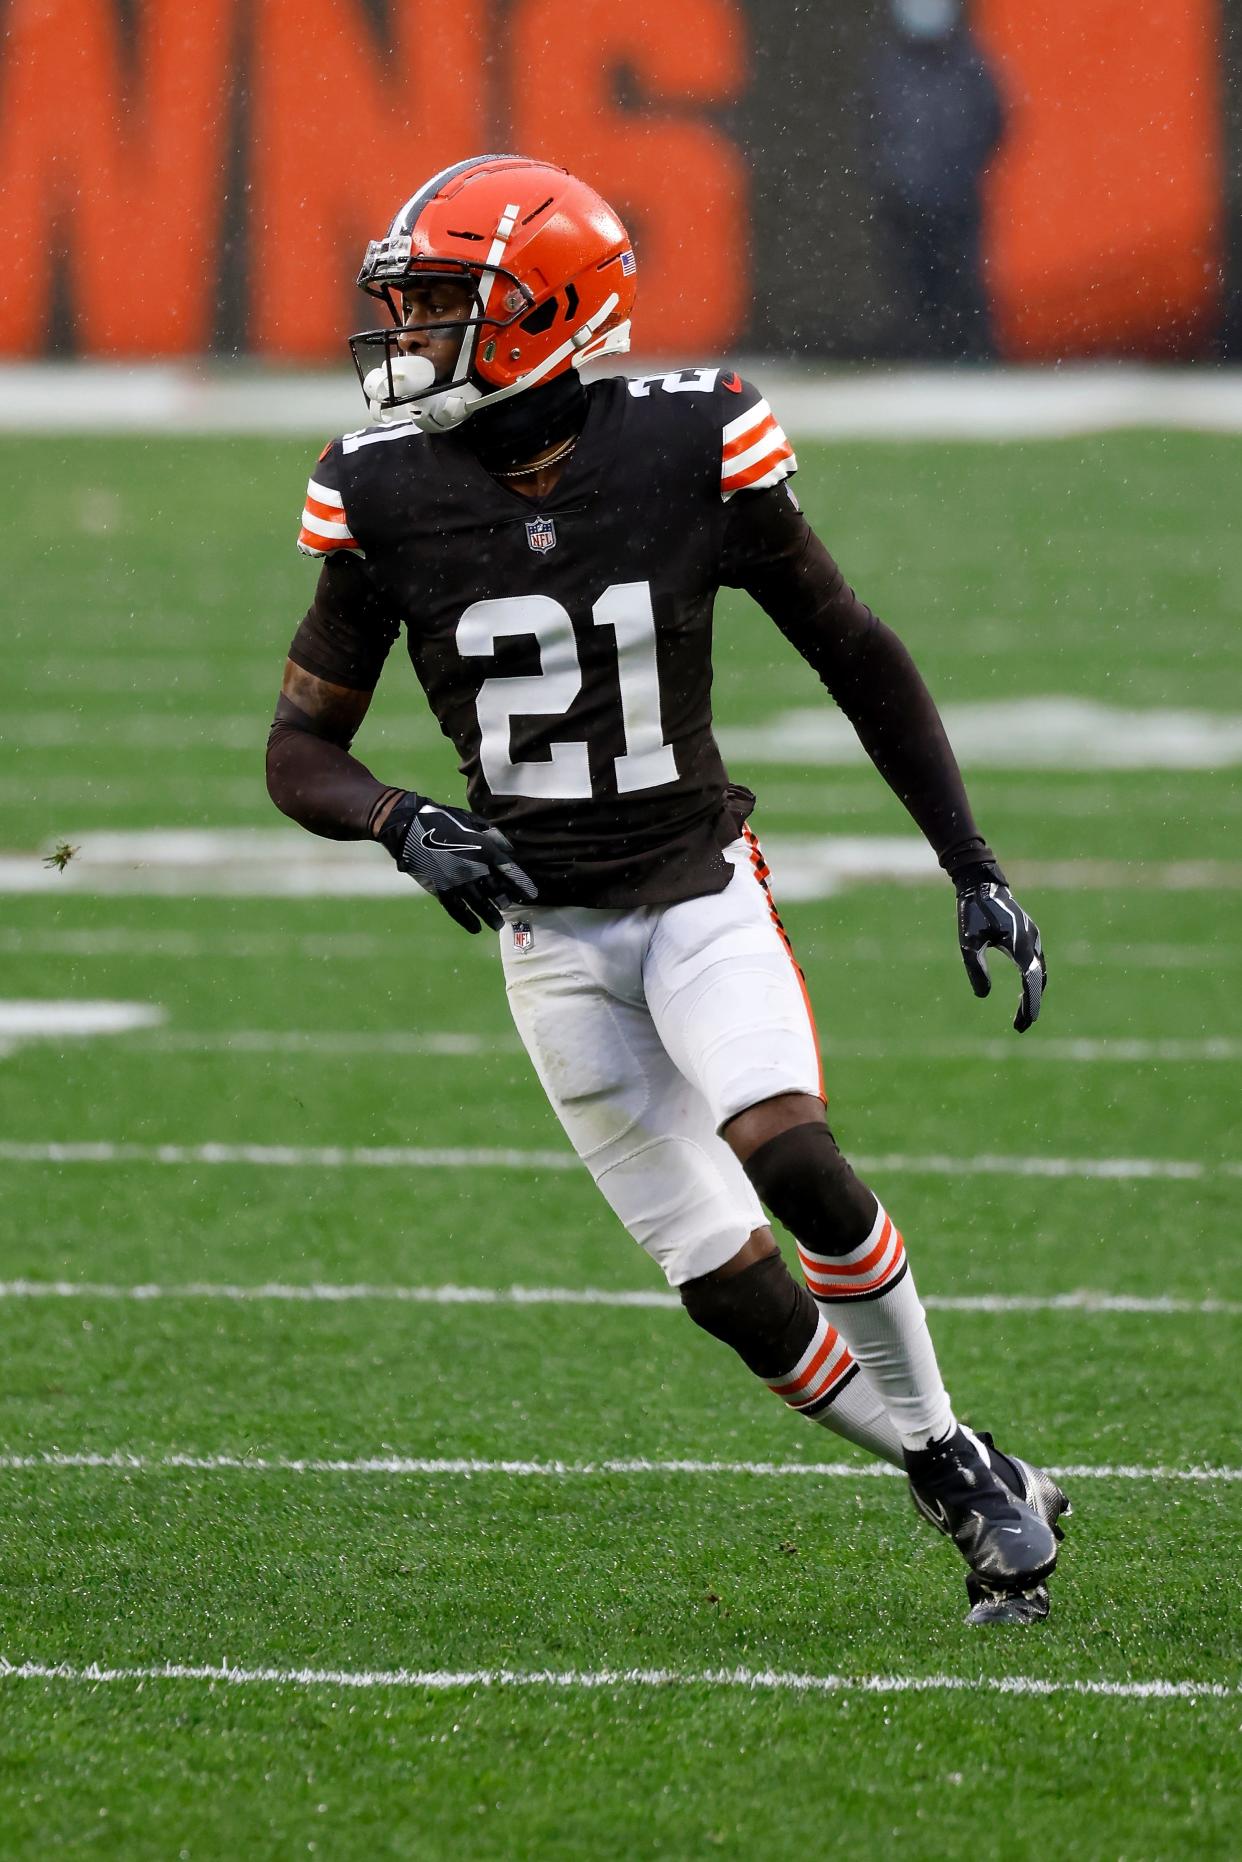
[799,1215,895,1280]
[783,1353,855,1410]
[802,1236,908,1301]
[768,1332,855,1410]
[766,1321,844,1399]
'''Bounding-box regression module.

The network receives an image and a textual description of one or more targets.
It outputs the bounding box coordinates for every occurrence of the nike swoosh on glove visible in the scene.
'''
[954,870,1047,1033]
[377,793,537,934]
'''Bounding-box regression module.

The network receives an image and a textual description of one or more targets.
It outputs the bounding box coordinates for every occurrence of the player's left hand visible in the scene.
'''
[378,792,538,934]
[955,876,1047,1032]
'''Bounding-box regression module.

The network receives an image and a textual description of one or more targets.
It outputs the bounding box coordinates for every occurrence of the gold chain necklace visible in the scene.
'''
[491,434,578,478]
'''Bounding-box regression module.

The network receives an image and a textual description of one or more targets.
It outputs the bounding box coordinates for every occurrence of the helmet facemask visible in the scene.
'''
[349,258,538,432]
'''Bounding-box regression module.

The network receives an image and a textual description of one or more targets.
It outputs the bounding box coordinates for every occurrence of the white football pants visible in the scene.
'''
[500,837,823,1285]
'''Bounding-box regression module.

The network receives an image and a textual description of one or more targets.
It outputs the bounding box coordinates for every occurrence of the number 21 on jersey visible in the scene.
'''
[456,581,677,800]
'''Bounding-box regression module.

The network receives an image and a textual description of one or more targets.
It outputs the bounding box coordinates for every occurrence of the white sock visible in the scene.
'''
[813,1361,904,1465]
[796,1201,955,1452]
[764,1307,904,1465]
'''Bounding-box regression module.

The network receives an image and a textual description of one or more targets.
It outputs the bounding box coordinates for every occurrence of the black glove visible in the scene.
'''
[376,792,537,934]
[948,855,1047,1033]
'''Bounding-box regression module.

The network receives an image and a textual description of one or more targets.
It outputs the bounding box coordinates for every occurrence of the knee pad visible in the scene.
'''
[742,1122,876,1256]
[679,1249,818,1380]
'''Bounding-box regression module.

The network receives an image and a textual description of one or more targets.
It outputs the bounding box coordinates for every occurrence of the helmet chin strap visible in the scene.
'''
[363,294,623,435]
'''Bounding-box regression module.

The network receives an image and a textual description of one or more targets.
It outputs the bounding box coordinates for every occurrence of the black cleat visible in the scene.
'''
[961,1432,1072,1627]
[979,1432,1072,1540]
[963,1580,1051,1626]
[905,1424,1059,1599]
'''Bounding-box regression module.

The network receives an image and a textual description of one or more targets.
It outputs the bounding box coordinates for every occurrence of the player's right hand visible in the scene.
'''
[376,793,537,934]
[955,876,1047,1033]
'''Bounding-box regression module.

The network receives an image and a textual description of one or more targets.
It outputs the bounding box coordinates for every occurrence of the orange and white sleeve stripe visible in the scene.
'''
[798,1203,908,1303]
[296,477,364,559]
[766,1311,859,1414]
[720,397,797,500]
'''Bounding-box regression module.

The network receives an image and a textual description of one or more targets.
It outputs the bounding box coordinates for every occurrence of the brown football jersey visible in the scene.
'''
[287,369,797,906]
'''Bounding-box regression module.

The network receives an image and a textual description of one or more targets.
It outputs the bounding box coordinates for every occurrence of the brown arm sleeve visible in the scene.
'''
[266,559,406,841]
[266,670,404,841]
[721,487,990,869]
[286,553,401,690]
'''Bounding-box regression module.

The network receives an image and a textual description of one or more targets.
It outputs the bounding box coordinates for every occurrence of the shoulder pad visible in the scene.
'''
[718,375,797,502]
[296,438,365,561]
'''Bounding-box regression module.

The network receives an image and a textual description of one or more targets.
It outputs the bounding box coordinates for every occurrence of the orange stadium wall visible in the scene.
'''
[975,0,1222,357]
[0,0,1228,361]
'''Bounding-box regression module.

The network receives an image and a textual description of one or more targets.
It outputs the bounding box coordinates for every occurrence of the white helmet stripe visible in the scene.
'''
[457,203,521,379]
[387,153,523,240]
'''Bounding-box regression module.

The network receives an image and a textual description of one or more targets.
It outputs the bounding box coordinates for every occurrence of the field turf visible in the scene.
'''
[1,426,1239,1857]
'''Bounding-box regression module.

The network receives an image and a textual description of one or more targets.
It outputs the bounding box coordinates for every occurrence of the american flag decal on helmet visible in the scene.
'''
[619,249,636,275]
[525,516,557,553]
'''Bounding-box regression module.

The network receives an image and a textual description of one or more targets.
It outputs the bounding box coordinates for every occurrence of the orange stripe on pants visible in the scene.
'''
[742,823,826,1104]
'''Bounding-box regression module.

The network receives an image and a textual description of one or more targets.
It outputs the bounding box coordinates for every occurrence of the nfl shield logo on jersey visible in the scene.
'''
[512,921,535,953]
[525,516,557,554]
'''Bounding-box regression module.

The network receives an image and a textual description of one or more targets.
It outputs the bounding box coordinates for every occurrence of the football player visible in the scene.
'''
[267,155,1067,1626]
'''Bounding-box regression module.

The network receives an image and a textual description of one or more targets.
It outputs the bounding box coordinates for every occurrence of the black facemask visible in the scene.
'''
[464,372,589,473]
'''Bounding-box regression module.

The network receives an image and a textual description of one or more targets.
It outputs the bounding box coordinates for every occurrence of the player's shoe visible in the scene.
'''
[960,1432,1072,1626]
[904,1424,1059,1605]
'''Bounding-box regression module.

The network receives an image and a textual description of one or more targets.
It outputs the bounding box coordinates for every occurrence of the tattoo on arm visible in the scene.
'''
[267,661,404,840]
[278,660,374,747]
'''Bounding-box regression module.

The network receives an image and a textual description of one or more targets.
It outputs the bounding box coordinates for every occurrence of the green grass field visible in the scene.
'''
[1,424,1239,1857]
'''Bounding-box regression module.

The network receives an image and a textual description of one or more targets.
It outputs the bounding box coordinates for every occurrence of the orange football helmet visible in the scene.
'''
[350,154,637,431]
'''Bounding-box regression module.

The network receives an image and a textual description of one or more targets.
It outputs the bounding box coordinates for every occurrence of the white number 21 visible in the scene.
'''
[456,581,677,800]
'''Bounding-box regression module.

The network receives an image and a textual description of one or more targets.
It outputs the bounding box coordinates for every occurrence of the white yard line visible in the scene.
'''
[0,777,272,808]
[5,828,1242,897]
[0,1451,1237,1484]
[116,1030,1242,1065]
[143,1030,512,1057]
[0,928,1229,970]
[722,699,1242,771]
[0,1140,577,1170]
[0,929,399,961]
[0,1280,1234,1317]
[3,714,434,752]
[1,1015,1237,1066]
[14,697,1242,766]
[0,1656,1233,1700]
[0,1140,1232,1180]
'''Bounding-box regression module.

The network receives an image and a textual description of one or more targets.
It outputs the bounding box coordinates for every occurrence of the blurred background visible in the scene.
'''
[0,0,1237,371]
